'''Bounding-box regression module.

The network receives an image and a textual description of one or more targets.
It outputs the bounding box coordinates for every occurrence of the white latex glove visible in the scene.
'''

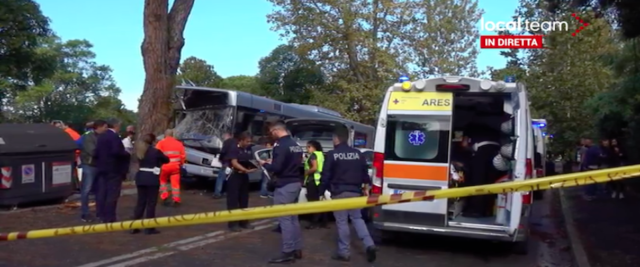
[323,190,332,200]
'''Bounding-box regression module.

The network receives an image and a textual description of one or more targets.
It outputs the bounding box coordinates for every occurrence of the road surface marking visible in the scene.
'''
[103,252,176,267]
[106,222,277,267]
[75,219,273,267]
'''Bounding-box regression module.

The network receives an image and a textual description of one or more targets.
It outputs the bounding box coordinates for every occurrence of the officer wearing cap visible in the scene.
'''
[318,128,377,263]
[259,121,304,264]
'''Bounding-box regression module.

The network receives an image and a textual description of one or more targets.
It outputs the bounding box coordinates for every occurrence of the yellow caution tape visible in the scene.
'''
[1,165,638,241]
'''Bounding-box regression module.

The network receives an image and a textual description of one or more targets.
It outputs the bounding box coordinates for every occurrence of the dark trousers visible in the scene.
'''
[133,185,160,226]
[305,178,328,226]
[608,181,626,192]
[96,173,123,222]
[463,145,502,217]
[226,172,250,228]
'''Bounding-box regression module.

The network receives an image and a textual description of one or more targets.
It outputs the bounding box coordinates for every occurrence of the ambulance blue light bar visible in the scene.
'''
[435,84,470,91]
[505,76,516,82]
[533,122,546,128]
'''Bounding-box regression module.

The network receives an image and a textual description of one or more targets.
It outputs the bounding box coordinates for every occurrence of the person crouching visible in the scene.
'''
[130,133,169,235]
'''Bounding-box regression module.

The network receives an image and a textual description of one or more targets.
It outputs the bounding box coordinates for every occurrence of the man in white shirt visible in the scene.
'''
[122,125,135,154]
[122,125,136,181]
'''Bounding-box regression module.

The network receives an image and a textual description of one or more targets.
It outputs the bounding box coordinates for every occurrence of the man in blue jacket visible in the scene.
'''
[94,118,130,222]
[259,121,304,264]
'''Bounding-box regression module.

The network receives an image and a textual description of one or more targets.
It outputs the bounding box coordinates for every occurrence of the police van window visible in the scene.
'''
[355,132,367,147]
[384,115,450,163]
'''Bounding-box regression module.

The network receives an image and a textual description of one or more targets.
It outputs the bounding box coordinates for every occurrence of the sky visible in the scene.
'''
[36,0,518,110]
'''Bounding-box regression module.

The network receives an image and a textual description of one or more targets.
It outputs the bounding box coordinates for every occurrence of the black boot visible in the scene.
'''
[129,229,141,234]
[331,253,350,262]
[365,246,377,263]
[293,250,302,259]
[268,251,296,264]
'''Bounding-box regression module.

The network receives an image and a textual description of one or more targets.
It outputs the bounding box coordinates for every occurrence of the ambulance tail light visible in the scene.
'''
[371,152,384,194]
[522,159,533,204]
[435,84,470,91]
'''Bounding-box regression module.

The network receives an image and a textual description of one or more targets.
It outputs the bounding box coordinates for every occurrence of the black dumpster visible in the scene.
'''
[0,124,76,207]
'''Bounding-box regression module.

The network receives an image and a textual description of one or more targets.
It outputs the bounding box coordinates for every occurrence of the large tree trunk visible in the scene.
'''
[138,0,194,136]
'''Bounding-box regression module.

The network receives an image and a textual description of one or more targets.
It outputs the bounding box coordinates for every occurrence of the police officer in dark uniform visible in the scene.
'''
[319,128,376,263]
[259,121,304,264]
[463,126,503,217]
[226,132,257,232]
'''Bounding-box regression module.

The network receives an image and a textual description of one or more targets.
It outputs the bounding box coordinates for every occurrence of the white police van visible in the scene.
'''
[370,76,535,254]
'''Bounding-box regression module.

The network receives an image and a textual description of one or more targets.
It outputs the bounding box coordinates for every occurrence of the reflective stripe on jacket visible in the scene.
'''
[155,137,186,164]
[304,151,324,185]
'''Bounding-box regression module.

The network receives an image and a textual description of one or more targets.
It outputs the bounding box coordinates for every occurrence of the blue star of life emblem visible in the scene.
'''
[408,130,425,146]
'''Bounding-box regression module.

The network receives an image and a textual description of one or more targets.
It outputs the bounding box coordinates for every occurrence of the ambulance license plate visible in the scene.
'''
[393,189,405,194]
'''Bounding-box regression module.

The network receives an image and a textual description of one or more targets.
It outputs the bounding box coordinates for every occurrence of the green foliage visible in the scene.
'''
[177,56,223,87]
[545,0,640,39]
[267,0,483,123]
[257,44,325,104]
[220,75,262,95]
[490,0,619,157]
[3,37,135,126]
[0,0,55,86]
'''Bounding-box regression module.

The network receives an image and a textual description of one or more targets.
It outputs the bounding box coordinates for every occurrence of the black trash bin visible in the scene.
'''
[0,124,77,207]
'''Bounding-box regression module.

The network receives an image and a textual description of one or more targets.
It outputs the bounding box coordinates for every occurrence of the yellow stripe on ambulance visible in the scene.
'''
[387,91,452,111]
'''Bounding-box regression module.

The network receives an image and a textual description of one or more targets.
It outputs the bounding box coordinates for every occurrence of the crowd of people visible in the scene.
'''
[54,119,185,235]
[578,137,627,200]
[210,121,376,263]
[55,119,377,263]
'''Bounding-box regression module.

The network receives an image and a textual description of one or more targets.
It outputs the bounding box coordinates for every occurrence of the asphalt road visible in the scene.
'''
[0,189,574,267]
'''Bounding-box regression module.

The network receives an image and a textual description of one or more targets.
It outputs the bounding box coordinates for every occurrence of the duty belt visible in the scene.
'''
[139,167,161,174]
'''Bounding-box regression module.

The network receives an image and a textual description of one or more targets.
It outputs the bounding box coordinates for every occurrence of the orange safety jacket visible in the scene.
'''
[155,137,186,165]
[65,128,81,160]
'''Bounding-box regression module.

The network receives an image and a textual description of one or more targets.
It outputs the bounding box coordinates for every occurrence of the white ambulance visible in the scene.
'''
[370,76,534,254]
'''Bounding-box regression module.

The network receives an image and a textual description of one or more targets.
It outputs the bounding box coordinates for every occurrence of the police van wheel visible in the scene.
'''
[511,240,529,255]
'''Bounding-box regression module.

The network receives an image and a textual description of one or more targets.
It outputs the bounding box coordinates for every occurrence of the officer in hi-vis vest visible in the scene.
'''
[303,140,328,229]
[319,128,377,263]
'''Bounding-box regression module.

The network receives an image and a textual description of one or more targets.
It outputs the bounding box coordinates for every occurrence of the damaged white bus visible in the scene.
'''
[173,85,374,183]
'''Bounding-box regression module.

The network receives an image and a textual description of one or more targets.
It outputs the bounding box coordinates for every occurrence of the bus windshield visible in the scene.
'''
[174,105,234,148]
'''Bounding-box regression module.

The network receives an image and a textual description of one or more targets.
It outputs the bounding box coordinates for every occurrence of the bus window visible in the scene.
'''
[250,120,265,140]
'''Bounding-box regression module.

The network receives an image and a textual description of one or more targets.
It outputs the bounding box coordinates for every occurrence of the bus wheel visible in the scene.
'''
[511,240,529,255]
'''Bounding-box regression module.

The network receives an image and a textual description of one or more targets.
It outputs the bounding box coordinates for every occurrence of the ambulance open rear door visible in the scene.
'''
[505,85,529,238]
